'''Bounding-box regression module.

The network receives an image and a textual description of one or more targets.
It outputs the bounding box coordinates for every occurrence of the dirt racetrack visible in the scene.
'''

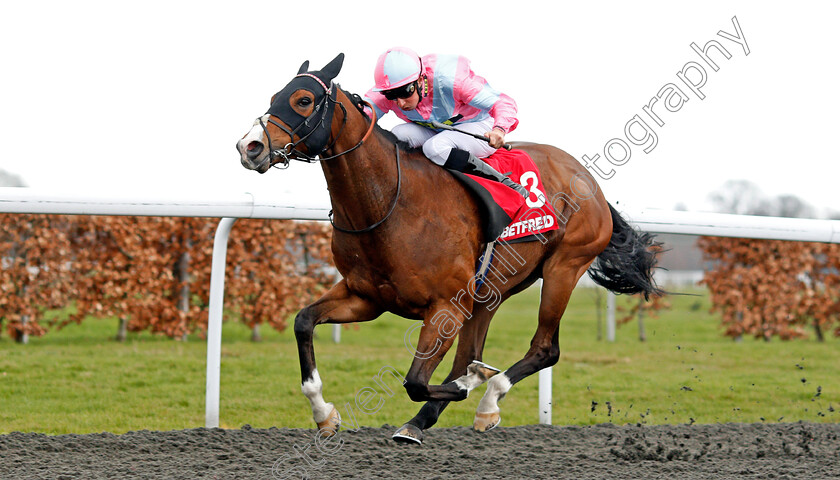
[2,422,839,479]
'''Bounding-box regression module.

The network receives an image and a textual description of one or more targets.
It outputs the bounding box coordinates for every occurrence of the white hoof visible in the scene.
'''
[473,411,501,433]
[316,406,341,437]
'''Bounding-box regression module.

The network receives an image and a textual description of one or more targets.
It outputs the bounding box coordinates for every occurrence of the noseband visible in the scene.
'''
[258,74,376,168]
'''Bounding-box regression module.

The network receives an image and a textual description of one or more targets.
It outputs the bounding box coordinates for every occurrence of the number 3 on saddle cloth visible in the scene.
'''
[446,148,559,244]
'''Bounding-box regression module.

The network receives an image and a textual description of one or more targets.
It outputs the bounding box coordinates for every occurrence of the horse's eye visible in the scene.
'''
[298,97,313,107]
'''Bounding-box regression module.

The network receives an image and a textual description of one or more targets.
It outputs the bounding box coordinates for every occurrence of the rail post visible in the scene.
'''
[205,217,237,428]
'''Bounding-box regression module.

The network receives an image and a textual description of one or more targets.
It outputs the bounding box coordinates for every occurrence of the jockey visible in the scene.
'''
[364,47,528,199]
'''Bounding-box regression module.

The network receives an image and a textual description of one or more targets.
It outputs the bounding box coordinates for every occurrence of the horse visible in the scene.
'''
[236,53,662,444]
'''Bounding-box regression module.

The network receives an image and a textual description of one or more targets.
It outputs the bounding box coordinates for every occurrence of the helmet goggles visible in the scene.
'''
[381,81,417,101]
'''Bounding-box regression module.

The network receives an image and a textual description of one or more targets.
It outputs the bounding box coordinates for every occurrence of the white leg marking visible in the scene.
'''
[454,370,486,394]
[453,360,500,394]
[477,373,512,414]
[301,369,334,423]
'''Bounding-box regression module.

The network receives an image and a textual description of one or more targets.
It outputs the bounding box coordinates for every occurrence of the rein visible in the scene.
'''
[329,144,401,234]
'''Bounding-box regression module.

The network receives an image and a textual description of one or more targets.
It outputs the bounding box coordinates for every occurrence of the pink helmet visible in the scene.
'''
[372,47,422,91]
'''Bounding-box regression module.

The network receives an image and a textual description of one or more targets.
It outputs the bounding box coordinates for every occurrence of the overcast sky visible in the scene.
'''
[1,1,837,217]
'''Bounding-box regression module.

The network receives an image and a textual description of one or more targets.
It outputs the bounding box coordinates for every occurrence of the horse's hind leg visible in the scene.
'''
[295,279,382,436]
[474,258,591,432]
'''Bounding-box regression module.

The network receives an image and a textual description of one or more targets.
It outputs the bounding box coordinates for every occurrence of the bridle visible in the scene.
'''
[258,73,376,168]
[257,73,400,234]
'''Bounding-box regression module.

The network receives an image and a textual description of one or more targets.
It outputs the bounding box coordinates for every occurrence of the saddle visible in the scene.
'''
[446,148,559,244]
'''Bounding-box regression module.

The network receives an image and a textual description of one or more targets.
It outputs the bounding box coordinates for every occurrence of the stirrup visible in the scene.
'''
[475,241,495,287]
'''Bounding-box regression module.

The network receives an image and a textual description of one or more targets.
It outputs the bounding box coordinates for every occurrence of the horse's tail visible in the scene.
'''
[587,204,664,300]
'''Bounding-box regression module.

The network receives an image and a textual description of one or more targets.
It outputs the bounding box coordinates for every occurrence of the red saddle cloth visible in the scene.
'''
[449,148,559,242]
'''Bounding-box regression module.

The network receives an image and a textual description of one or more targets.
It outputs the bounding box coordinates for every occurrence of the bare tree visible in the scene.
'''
[0,169,26,187]
[708,180,815,219]
[708,180,771,215]
[771,195,816,219]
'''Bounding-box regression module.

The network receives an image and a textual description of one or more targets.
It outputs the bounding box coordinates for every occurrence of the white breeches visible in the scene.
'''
[391,117,497,166]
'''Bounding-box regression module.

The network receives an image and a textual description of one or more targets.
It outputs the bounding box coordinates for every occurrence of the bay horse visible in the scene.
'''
[236,53,661,444]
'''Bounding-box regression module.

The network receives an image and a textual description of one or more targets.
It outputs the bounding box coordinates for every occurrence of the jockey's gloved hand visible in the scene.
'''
[484,127,506,149]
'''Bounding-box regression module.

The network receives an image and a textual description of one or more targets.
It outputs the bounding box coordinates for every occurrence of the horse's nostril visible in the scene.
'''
[246,141,264,159]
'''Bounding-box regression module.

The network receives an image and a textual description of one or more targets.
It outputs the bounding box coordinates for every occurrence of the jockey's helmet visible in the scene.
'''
[373,47,422,92]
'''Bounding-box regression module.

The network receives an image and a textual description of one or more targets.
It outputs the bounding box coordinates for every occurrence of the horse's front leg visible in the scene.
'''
[295,279,382,436]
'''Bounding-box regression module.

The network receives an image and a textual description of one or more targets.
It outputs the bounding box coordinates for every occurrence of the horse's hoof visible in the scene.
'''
[392,423,424,444]
[468,360,501,381]
[316,407,341,437]
[473,411,501,433]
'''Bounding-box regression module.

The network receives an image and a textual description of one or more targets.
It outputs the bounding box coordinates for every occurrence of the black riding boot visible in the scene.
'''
[444,149,529,199]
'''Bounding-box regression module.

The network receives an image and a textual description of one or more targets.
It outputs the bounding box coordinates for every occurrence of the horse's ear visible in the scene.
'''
[320,53,345,82]
[297,60,310,74]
